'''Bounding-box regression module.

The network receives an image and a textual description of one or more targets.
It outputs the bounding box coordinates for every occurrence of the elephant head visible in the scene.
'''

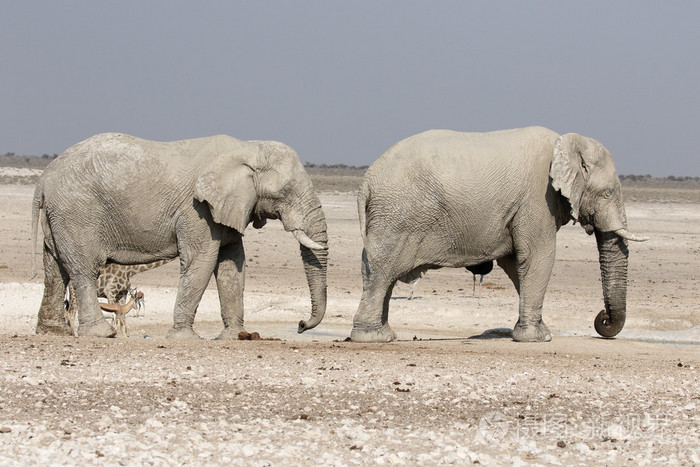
[550,134,647,338]
[193,137,328,333]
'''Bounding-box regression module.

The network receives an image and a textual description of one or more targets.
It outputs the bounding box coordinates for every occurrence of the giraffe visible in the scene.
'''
[96,259,172,308]
[64,259,172,333]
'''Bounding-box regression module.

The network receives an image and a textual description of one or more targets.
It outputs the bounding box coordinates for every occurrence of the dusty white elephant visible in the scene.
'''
[352,126,647,343]
[32,133,328,339]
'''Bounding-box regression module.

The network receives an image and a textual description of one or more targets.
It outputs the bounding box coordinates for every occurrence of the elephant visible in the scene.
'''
[351,126,647,343]
[32,133,328,339]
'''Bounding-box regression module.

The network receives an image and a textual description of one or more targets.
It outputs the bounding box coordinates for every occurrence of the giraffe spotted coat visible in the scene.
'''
[97,259,171,304]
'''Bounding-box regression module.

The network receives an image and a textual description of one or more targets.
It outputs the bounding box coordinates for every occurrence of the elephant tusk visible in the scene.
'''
[292,230,327,250]
[613,228,649,242]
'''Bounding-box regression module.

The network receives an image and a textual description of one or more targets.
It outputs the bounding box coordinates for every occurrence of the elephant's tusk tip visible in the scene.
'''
[292,230,327,250]
[614,228,649,242]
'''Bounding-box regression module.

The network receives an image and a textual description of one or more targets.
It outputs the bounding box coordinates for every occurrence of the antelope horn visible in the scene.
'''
[99,298,135,315]
[99,302,122,313]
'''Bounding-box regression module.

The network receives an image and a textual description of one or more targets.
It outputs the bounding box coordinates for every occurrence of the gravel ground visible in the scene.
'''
[0,336,698,466]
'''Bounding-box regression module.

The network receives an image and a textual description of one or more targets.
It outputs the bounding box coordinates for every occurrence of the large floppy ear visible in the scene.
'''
[193,140,258,235]
[550,133,590,220]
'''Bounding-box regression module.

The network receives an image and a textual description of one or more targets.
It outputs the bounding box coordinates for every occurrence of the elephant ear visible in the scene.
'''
[550,133,590,220]
[194,156,257,235]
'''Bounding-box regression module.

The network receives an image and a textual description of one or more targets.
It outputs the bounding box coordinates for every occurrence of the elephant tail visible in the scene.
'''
[357,179,371,242]
[30,180,44,280]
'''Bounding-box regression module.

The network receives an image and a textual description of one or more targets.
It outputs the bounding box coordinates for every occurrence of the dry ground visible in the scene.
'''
[0,170,698,465]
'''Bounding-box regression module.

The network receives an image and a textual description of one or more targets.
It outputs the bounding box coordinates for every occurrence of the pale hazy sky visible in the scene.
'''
[2,1,699,175]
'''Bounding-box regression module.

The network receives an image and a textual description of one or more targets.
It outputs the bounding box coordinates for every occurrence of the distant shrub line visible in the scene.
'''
[303,162,369,170]
[619,174,700,183]
[0,153,697,181]
[0,153,59,169]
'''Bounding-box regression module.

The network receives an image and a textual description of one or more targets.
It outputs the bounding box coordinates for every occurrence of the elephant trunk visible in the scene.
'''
[283,193,328,333]
[594,230,629,338]
[298,240,328,332]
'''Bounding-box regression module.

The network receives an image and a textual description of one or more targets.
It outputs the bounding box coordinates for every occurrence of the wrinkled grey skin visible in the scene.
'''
[32,133,328,339]
[352,126,647,343]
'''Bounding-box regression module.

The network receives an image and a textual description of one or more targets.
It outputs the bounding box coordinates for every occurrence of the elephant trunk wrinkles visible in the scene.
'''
[594,230,629,338]
[294,198,328,333]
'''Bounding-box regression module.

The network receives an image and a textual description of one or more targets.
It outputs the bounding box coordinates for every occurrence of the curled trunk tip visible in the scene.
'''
[594,309,626,338]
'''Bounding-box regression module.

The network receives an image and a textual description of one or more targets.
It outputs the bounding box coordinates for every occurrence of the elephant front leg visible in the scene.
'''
[350,249,397,343]
[36,247,74,336]
[166,248,220,339]
[511,246,555,343]
[214,241,247,340]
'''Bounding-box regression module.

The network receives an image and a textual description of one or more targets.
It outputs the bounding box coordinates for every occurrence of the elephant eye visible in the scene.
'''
[603,188,614,198]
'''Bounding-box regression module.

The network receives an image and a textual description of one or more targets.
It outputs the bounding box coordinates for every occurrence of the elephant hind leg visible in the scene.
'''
[496,255,520,294]
[72,274,116,338]
[36,247,73,336]
[351,248,398,343]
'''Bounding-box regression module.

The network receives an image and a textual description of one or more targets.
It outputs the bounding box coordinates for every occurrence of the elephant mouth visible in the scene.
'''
[252,213,267,229]
[575,210,595,235]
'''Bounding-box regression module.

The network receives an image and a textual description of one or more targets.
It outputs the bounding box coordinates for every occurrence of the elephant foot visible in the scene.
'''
[36,319,74,336]
[216,326,246,340]
[512,321,552,342]
[350,324,397,343]
[166,327,202,340]
[78,320,117,338]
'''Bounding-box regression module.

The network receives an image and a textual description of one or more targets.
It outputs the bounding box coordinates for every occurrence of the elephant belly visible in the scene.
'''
[419,235,512,268]
[108,247,178,266]
[413,212,513,268]
[105,223,179,265]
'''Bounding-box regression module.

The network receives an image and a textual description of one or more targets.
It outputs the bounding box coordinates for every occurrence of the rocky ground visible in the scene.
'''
[0,171,698,465]
[0,336,697,466]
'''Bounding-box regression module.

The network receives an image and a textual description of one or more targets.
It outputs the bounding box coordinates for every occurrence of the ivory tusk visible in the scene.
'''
[292,230,327,250]
[614,228,649,242]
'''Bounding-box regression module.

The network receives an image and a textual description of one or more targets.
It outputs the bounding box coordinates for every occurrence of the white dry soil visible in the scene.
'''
[0,179,698,466]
